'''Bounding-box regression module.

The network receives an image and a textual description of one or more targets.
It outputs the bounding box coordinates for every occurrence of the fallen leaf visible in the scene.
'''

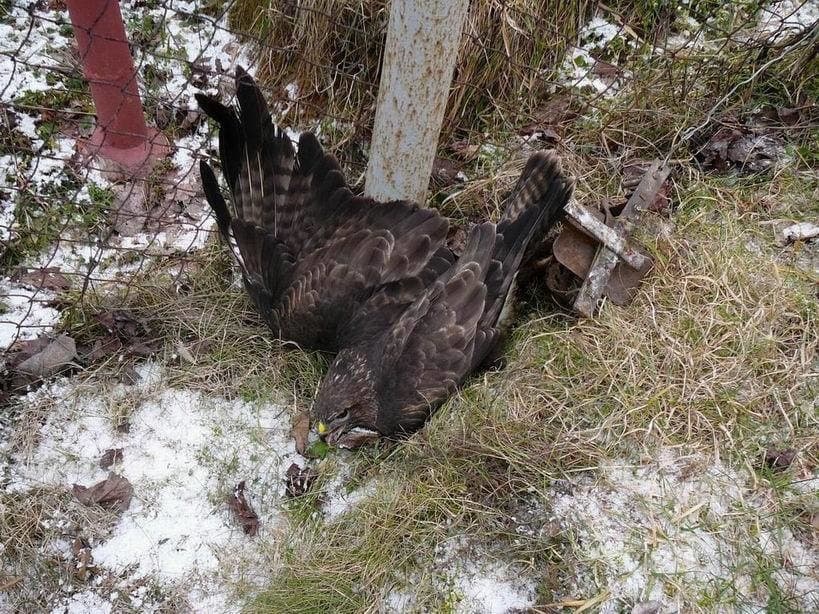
[776,106,801,125]
[447,139,480,160]
[518,124,561,144]
[292,412,310,456]
[698,123,785,173]
[430,157,466,188]
[285,463,319,497]
[99,448,124,469]
[72,473,133,511]
[71,536,94,581]
[91,310,161,359]
[94,309,149,339]
[764,448,797,472]
[85,335,123,362]
[592,59,623,78]
[15,334,76,379]
[227,481,259,536]
[14,267,70,291]
[623,160,672,214]
[534,94,576,126]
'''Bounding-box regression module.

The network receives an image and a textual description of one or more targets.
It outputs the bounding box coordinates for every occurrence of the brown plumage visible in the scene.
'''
[312,154,573,447]
[198,68,573,448]
[197,67,450,353]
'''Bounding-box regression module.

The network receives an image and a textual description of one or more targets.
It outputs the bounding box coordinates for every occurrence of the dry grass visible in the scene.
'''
[3,1,818,612]
[228,0,591,140]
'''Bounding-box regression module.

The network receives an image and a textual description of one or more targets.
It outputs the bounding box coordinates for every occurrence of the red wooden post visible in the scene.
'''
[66,0,167,176]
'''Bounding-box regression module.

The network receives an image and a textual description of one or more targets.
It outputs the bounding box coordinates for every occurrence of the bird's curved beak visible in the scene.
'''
[316,421,329,436]
[334,427,381,449]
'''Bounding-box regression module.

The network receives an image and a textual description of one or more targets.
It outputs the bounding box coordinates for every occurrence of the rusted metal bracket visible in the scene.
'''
[560,161,671,317]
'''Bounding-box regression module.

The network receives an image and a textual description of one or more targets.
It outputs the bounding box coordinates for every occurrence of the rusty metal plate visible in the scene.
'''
[553,211,652,306]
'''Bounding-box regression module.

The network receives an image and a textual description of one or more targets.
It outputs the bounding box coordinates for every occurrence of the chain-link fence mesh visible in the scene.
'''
[1,0,816,376]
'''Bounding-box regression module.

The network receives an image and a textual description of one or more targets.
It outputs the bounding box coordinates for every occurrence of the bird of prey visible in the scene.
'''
[312,155,573,447]
[196,67,450,353]
[198,68,573,448]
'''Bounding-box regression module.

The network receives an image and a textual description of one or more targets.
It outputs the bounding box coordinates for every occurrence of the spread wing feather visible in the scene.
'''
[197,68,449,351]
[374,223,496,434]
[372,155,573,436]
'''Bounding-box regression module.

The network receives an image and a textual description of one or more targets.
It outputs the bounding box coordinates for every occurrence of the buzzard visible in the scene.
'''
[312,155,572,447]
[198,68,573,448]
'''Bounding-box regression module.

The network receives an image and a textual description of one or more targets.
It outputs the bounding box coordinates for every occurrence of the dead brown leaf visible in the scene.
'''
[764,447,797,472]
[71,536,94,581]
[90,310,161,359]
[447,139,480,160]
[292,412,310,456]
[623,161,672,214]
[518,124,561,144]
[72,473,133,512]
[226,481,259,536]
[592,59,623,78]
[698,123,785,173]
[14,267,70,292]
[99,448,124,469]
[430,157,466,188]
[285,463,318,498]
[15,334,76,379]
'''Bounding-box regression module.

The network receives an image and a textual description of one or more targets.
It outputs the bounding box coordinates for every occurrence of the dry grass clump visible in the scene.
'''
[56,243,327,405]
[0,486,118,609]
[508,177,817,458]
[228,0,591,139]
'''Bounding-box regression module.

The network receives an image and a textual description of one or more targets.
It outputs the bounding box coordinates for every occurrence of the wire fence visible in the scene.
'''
[0,0,816,378]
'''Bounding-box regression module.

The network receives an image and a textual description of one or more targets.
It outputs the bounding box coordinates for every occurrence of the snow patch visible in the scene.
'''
[451,560,536,614]
[560,16,626,96]
[757,1,819,43]
[547,449,819,612]
[0,278,59,349]
[50,590,113,614]
[385,539,536,613]
[8,363,303,609]
[323,473,377,520]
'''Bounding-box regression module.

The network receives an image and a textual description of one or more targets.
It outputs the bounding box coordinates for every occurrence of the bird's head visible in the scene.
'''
[312,348,382,449]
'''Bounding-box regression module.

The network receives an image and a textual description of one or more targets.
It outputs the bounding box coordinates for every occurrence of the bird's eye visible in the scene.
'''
[334,409,350,422]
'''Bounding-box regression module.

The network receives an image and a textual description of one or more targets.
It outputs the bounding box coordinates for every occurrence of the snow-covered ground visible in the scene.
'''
[383,538,537,614]
[5,362,299,611]
[0,0,256,350]
[548,449,819,612]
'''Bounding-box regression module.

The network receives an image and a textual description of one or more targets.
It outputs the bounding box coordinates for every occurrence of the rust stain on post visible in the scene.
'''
[365,0,470,204]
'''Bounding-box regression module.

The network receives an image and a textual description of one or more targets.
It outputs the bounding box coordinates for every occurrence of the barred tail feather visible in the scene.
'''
[481,152,573,328]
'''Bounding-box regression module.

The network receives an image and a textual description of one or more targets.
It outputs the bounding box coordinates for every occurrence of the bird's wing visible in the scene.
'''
[373,223,497,435]
[198,68,448,348]
[470,152,573,365]
[340,245,456,347]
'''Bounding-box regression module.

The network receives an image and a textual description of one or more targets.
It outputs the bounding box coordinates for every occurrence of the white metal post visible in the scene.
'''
[364,0,470,204]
